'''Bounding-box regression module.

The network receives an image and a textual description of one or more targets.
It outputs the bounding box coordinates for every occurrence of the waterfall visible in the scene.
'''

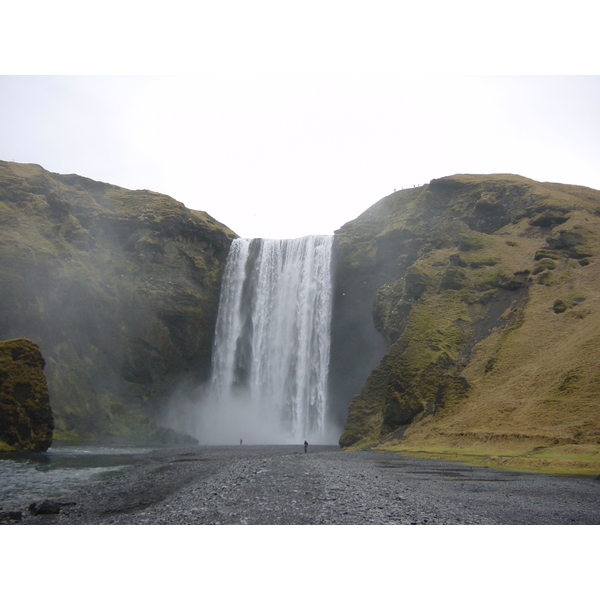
[195,235,335,444]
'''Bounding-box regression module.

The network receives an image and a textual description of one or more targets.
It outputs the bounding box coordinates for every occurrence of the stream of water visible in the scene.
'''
[0,444,152,510]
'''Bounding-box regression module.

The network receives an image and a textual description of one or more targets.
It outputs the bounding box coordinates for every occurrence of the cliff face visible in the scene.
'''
[0,337,53,451]
[0,161,236,443]
[333,174,600,459]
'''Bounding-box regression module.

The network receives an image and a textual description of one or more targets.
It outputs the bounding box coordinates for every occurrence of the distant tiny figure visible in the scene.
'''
[240,438,243,445]
[304,440,308,453]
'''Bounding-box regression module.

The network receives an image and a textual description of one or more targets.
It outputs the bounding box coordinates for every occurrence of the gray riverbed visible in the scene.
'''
[3,444,599,525]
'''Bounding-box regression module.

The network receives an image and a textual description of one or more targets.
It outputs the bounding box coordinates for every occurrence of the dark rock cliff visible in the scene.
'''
[0,161,237,443]
[331,174,600,454]
[0,337,53,451]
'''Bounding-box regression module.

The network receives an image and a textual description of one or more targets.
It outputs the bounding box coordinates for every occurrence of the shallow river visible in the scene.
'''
[2,444,599,525]
[0,444,155,510]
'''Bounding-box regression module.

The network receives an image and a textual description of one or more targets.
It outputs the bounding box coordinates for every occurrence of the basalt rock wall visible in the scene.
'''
[0,161,236,443]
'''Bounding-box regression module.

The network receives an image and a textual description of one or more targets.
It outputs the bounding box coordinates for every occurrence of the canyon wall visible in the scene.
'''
[331,174,600,457]
[0,161,236,443]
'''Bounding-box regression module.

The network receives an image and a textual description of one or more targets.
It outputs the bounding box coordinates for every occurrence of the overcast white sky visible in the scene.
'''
[1,2,599,239]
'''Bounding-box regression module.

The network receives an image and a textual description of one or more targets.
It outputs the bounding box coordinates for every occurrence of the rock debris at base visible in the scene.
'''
[9,445,600,525]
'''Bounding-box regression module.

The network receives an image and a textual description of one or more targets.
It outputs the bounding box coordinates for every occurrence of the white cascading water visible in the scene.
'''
[193,235,335,444]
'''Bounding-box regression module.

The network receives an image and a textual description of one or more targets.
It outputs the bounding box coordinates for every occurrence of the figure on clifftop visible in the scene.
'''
[304,440,308,453]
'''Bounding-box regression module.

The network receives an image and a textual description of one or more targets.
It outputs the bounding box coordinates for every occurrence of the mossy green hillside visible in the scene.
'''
[0,161,237,443]
[335,174,600,472]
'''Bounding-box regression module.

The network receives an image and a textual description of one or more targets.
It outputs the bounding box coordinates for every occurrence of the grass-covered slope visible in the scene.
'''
[0,161,236,443]
[334,174,600,474]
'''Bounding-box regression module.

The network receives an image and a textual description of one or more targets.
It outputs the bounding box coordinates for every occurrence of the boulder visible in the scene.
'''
[0,510,23,522]
[29,500,61,515]
[0,337,54,452]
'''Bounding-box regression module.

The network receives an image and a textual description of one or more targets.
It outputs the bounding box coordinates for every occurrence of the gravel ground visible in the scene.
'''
[10,444,600,525]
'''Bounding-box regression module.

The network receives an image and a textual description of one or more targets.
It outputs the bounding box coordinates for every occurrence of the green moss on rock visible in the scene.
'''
[532,258,557,274]
[534,248,562,261]
[0,337,53,451]
[441,266,469,290]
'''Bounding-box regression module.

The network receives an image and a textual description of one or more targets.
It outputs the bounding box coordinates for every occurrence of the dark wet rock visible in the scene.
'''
[530,210,570,228]
[0,510,23,522]
[553,299,569,314]
[29,500,61,515]
[152,426,199,446]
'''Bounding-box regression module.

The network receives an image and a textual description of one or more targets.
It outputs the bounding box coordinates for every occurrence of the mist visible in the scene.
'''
[162,235,342,446]
[164,388,343,446]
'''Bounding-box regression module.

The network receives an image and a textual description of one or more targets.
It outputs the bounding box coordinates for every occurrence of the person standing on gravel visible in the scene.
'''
[304,440,308,453]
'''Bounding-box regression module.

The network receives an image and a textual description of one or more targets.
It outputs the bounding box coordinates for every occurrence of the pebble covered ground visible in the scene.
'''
[10,444,600,525]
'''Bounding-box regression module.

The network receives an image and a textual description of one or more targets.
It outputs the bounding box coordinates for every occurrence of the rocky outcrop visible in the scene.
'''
[333,174,600,453]
[0,337,53,451]
[0,161,237,443]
